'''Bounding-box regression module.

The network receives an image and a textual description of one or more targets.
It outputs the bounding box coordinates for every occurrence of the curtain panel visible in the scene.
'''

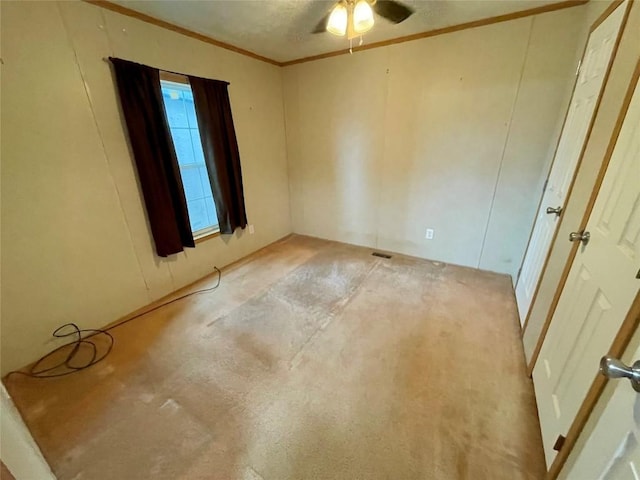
[110,58,195,257]
[188,76,248,234]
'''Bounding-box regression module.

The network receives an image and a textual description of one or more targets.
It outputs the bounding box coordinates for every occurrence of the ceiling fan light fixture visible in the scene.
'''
[327,3,348,36]
[353,0,374,34]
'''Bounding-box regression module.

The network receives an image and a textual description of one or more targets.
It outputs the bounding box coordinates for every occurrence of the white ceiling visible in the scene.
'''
[111,0,571,63]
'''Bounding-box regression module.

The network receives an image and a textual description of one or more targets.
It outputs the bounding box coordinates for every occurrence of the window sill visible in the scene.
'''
[194,229,220,244]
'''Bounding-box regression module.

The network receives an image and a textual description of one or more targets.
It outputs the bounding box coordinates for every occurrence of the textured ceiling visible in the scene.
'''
[111,0,570,63]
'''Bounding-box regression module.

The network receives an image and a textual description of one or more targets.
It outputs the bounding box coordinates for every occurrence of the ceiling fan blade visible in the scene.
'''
[312,12,330,33]
[373,0,414,24]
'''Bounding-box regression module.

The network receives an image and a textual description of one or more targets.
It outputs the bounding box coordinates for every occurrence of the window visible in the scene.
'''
[160,75,219,238]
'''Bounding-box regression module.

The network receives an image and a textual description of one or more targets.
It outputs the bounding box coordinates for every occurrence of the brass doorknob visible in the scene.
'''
[546,206,563,216]
[569,231,590,246]
[600,356,640,392]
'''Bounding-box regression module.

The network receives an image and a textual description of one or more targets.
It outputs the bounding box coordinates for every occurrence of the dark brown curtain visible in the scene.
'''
[110,58,194,257]
[188,76,248,234]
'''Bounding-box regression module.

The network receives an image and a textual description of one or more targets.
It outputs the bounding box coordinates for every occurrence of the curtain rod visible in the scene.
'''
[103,57,230,85]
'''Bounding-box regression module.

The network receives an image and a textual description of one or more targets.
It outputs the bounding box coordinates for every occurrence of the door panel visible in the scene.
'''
[552,97,596,201]
[515,2,627,324]
[519,218,553,307]
[533,78,640,466]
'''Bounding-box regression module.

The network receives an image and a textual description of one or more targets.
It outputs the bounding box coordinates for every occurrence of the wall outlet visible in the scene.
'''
[248,224,255,234]
[425,228,434,240]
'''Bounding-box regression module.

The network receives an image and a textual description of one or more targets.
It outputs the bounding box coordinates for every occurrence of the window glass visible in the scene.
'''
[160,80,218,236]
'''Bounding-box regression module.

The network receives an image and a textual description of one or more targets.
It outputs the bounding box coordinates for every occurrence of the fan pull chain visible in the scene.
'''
[349,38,353,54]
[359,36,364,46]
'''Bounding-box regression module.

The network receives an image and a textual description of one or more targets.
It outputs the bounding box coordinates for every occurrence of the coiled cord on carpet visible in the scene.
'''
[6,266,221,379]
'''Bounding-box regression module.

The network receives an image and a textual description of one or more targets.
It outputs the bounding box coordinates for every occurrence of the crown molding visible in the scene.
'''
[83,0,281,66]
[282,0,588,66]
[84,0,588,68]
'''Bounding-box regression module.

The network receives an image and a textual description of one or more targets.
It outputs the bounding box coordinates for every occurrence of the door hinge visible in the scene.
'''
[553,434,566,452]
[576,59,582,76]
[636,268,640,279]
[543,179,548,193]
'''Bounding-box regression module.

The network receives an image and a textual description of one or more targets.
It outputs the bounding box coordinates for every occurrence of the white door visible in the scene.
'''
[515,1,627,325]
[533,78,640,467]
[564,330,640,479]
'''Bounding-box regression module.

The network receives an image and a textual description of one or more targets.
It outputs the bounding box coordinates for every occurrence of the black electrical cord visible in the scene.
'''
[6,266,221,379]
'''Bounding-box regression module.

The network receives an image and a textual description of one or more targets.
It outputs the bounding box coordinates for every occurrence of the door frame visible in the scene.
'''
[521,0,633,369]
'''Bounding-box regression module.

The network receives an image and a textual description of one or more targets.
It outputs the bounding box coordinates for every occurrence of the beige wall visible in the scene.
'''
[523,0,640,363]
[283,6,588,278]
[0,1,291,374]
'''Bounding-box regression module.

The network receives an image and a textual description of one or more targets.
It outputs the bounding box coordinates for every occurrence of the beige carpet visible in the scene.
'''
[4,235,546,479]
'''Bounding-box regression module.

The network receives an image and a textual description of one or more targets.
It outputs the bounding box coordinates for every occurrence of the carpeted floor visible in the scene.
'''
[4,235,546,479]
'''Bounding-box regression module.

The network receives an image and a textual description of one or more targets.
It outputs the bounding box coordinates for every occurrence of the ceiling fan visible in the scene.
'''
[313,0,414,39]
